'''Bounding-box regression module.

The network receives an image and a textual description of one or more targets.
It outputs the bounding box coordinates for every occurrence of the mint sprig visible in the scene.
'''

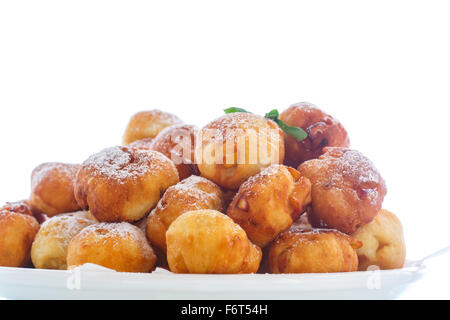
[223,107,307,142]
[223,107,251,114]
[264,109,308,141]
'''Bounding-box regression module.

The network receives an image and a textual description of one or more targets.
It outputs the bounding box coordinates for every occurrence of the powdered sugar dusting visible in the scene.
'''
[39,215,94,247]
[31,162,79,190]
[82,146,172,183]
[0,200,33,216]
[280,226,354,249]
[243,164,282,186]
[234,164,284,198]
[137,109,182,125]
[316,147,386,205]
[155,175,222,211]
[327,149,380,185]
[200,112,281,143]
[79,222,149,249]
[128,138,154,150]
[151,124,197,164]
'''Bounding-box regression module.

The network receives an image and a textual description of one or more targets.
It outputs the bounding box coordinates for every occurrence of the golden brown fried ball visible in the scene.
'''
[123,110,183,145]
[0,200,34,217]
[267,227,360,273]
[29,162,81,216]
[279,102,350,167]
[75,146,179,222]
[151,124,199,180]
[146,175,224,252]
[0,199,50,225]
[128,138,154,150]
[0,200,49,224]
[352,209,406,270]
[298,147,387,234]
[166,210,262,274]
[67,222,156,272]
[31,215,94,270]
[227,165,311,247]
[0,211,39,267]
[195,112,285,190]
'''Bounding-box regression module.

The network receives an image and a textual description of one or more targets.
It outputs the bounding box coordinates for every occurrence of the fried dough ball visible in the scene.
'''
[75,146,179,222]
[352,209,406,270]
[123,110,183,145]
[128,138,154,150]
[151,124,199,180]
[0,200,40,225]
[195,113,285,189]
[29,162,81,216]
[227,165,312,247]
[146,175,224,252]
[1,199,49,224]
[31,215,94,270]
[279,102,350,167]
[67,222,156,273]
[257,213,315,273]
[267,227,360,273]
[0,211,39,267]
[298,147,387,234]
[0,200,33,216]
[166,210,262,274]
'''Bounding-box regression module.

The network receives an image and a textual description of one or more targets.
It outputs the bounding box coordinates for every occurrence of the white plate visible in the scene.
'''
[0,260,423,300]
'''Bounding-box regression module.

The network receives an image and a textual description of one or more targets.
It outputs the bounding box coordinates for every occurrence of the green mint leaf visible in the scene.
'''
[275,118,308,141]
[264,109,279,120]
[224,107,251,114]
[264,108,308,141]
[224,107,307,142]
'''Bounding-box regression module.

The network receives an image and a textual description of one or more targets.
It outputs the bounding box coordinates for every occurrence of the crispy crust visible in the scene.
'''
[280,102,349,167]
[227,165,311,247]
[31,215,94,270]
[29,163,81,216]
[67,222,156,273]
[123,110,183,145]
[166,210,262,274]
[146,175,223,252]
[0,211,39,267]
[352,209,406,270]
[195,113,285,190]
[151,124,199,180]
[298,147,386,234]
[267,227,359,273]
[75,147,179,222]
[0,200,33,217]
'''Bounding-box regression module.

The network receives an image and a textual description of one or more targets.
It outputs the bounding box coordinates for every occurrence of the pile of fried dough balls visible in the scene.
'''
[0,103,406,274]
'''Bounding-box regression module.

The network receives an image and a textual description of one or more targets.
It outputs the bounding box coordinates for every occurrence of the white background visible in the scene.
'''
[0,1,449,298]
